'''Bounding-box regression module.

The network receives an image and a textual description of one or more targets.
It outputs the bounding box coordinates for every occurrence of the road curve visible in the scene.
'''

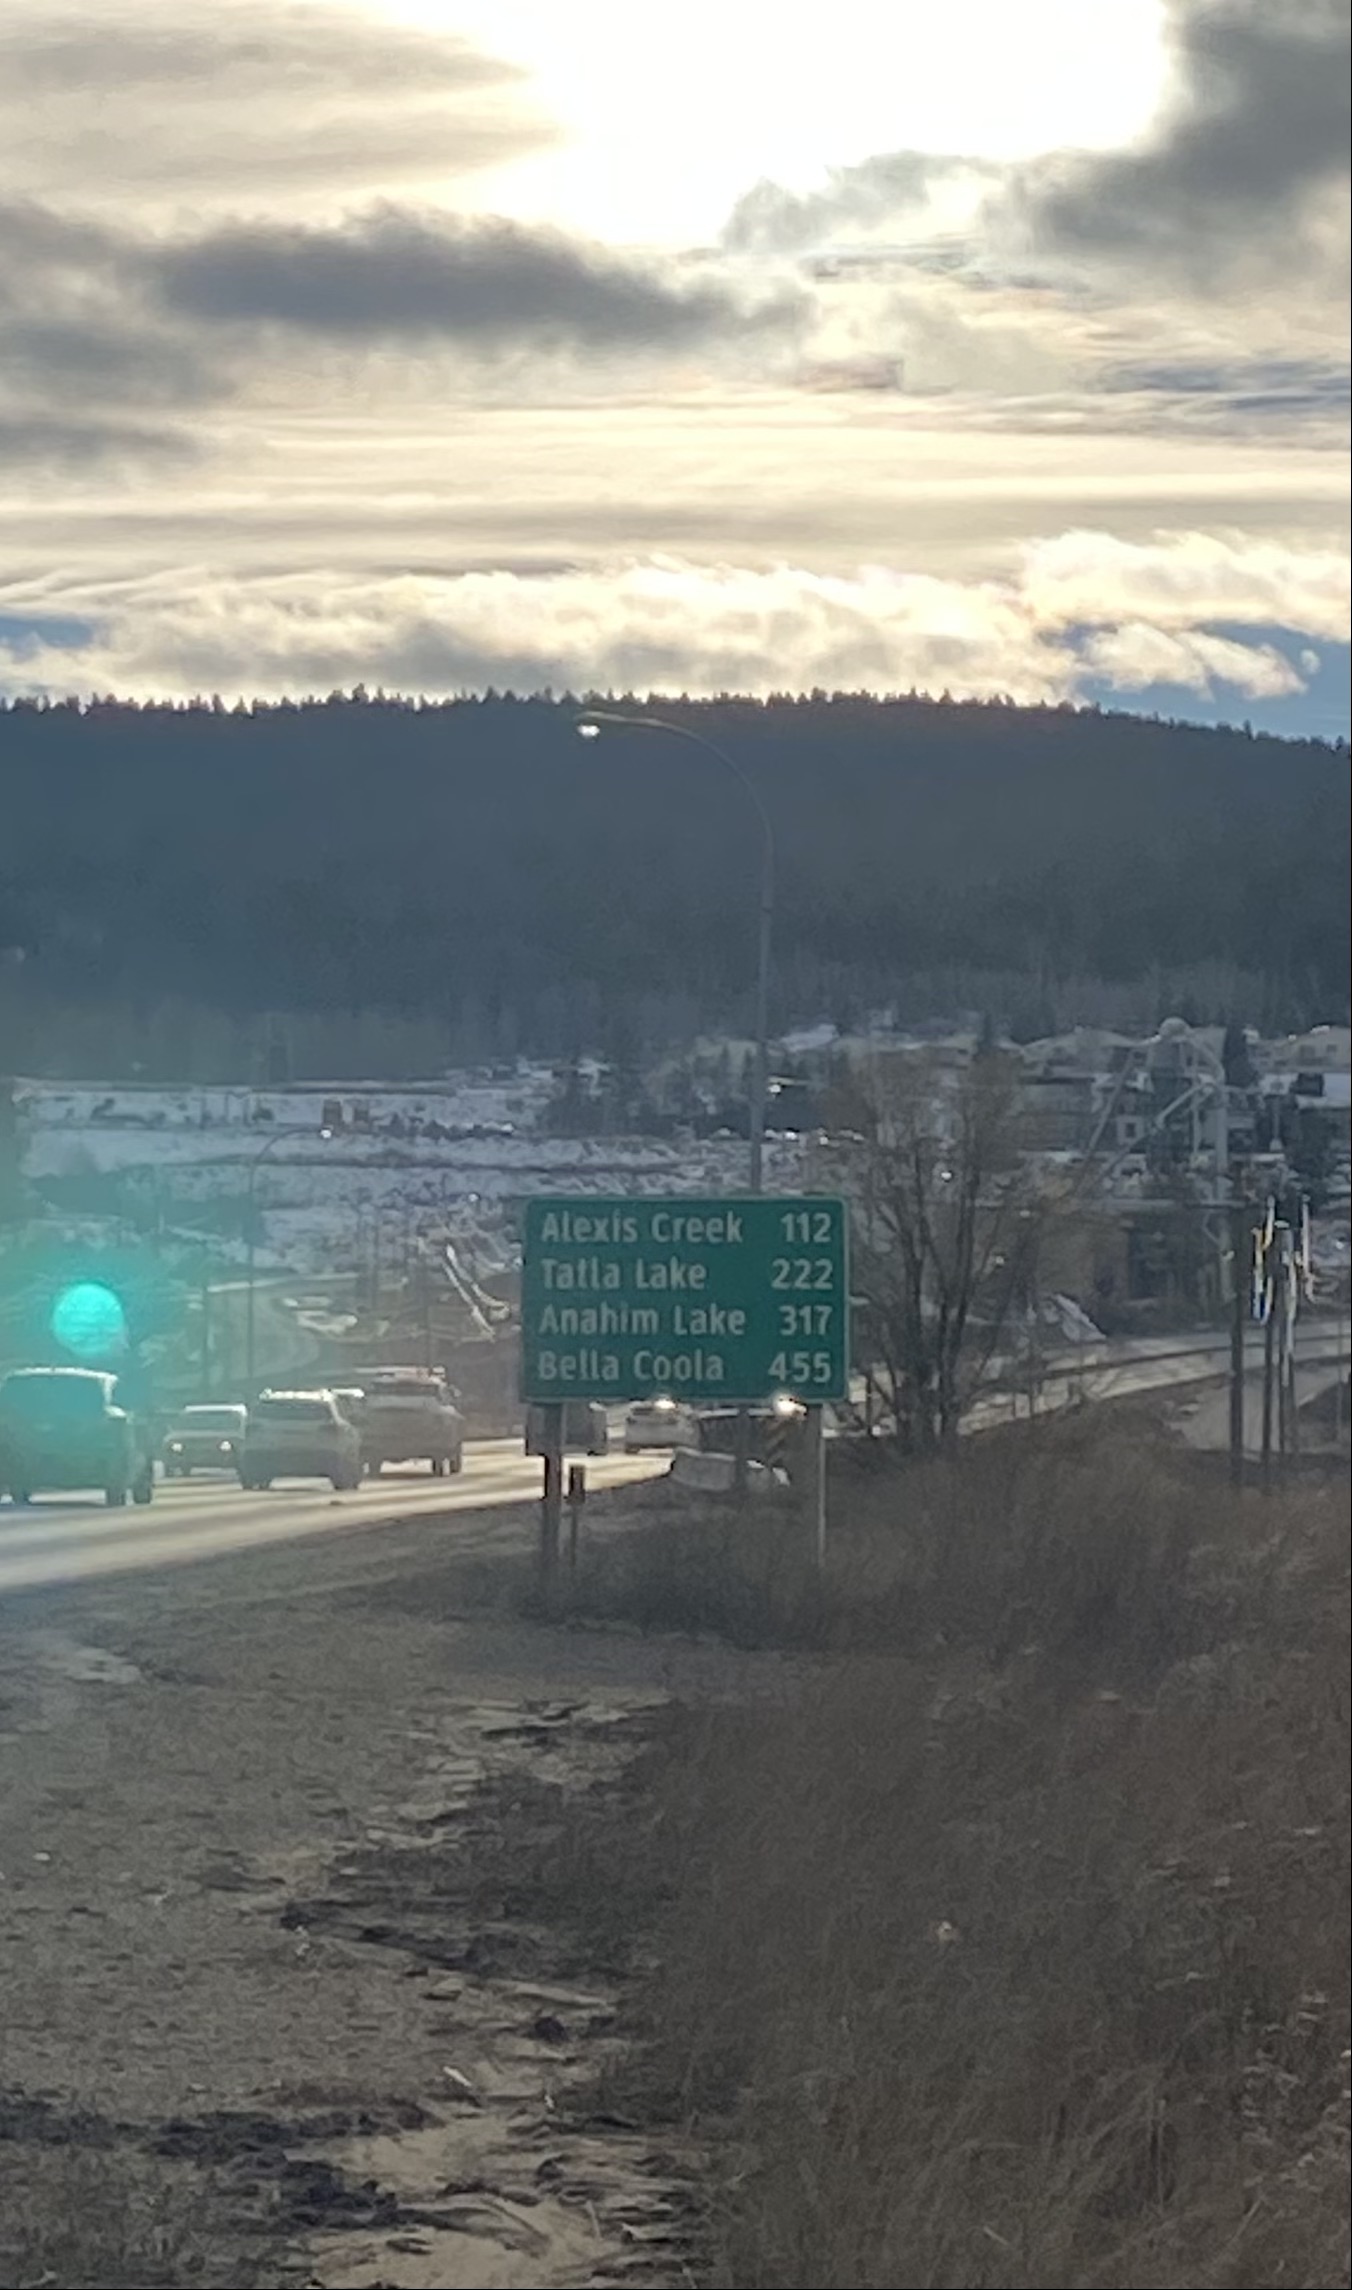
[0,1440,663,1595]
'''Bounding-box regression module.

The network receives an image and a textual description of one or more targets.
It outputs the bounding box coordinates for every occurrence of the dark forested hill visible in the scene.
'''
[0,690,1347,1076]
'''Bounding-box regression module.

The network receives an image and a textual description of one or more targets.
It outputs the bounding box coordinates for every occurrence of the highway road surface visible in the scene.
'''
[4,1322,1345,1597]
[975,1319,1349,1423]
[0,1440,663,1595]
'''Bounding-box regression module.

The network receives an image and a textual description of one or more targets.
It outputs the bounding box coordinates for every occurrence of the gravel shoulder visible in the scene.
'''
[0,1500,761,2288]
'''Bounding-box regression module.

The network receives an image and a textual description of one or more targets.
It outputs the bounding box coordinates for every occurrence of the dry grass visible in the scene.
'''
[590,1432,1350,2287]
[0,2147,263,2290]
[561,1415,1302,1679]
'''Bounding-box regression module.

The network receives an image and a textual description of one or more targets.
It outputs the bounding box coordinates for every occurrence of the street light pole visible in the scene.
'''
[244,1123,333,1393]
[244,1129,287,1395]
[576,710,775,1193]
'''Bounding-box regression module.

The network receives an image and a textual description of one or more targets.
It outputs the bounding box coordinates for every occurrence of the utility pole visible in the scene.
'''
[1260,1292,1277,1491]
[1228,1204,1249,1488]
[1278,1224,1298,1467]
[200,1263,212,1399]
[1274,1232,1290,1473]
[244,1121,335,1391]
[420,1241,434,1371]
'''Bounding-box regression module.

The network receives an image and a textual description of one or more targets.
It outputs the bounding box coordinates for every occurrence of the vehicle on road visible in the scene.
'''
[162,1403,248,1476]
[623,1397,695,1452]
[524,1400,610,1457]
[695,1398,806,1469]
[238,1390,362,1490]
[0,1366,155,1507]
[353,1367,465,1476]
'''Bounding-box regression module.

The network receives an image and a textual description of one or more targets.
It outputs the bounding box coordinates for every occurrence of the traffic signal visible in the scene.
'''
[49,1280,130,1362]
[2,1241,181,1369]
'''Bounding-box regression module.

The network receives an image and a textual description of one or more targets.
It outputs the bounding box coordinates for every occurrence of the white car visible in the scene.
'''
[238,1390,363,1491]
[356,1370,464,1476]
[623,1398,695,1453]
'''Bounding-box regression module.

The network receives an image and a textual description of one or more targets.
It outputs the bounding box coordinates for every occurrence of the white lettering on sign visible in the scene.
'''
[538,1302,660,1336]
[768,1349,835,1385]
[541,1257,623,1290]
[671,1302,746,1336]
[647,1209,745,1246]
[632,1348,726,1385]
[779,1209,835,1244]
[535,1349,622,1382]
[770,1257,836,1291]
[634,1258,708,1292]
[539,1209,640,1244]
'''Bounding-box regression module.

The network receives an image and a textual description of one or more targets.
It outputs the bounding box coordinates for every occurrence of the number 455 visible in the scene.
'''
[768,1350,834,1386]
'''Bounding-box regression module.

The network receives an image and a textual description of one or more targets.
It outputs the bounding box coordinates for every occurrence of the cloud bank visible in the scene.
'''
[0,0,554,206]
[150,208,800,349]
[723,0,1349,292]
[0,533,1342,712]
[1015,0,1350,281]
[0,0,1344,732]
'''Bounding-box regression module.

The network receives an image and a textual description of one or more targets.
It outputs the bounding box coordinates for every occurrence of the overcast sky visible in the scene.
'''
[0,0,1347,728]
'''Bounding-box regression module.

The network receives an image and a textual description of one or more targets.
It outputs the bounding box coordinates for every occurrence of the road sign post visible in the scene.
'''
[520,1196,850,1408]
[802,1402,828,1570]
[537,1400,564,1589]
[566,1462,586,1570]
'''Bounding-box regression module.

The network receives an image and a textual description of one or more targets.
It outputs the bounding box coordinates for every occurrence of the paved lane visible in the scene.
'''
[6,1325,1345,1595]
[0,1441,662,1594]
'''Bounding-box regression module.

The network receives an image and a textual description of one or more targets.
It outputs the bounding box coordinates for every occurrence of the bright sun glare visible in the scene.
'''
[376,0,1170,244]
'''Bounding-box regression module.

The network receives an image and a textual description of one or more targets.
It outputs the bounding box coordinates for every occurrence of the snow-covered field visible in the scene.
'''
[18,1070,555,1154]
[14,1076,806,1275]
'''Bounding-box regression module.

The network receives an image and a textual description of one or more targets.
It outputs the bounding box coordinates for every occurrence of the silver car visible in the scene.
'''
[623,1398,695,1453]
[238,1390,362,1491]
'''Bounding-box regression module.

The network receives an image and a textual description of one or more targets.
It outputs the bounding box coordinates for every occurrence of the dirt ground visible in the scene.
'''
[0,1501,771,2288]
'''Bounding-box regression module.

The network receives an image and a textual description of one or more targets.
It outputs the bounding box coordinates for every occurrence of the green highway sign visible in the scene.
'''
[520,1195,849,1405]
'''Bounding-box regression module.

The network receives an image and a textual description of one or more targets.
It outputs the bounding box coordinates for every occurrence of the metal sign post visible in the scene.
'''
[802,1404,828,1570]
[538,1400,564,1588]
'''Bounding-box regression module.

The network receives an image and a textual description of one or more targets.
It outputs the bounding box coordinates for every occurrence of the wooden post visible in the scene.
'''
[539,1402,564,1589]
[566,1462,586,1570]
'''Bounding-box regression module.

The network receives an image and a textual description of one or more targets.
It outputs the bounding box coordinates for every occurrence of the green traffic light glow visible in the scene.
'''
[50,1281,129,1361]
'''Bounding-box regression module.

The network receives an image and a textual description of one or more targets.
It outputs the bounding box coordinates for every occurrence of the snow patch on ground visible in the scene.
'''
[15,1076,806,1275]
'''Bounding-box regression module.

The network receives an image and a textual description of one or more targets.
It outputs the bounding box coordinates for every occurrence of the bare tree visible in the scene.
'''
[826,1050,1053,1452]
